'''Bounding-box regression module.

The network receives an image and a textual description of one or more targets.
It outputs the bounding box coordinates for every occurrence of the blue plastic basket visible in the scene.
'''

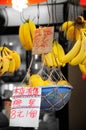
[40,85,72,111]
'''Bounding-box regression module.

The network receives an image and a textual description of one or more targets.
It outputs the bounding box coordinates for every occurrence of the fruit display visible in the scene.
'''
[19,19,36,50]
[0,46,21,76]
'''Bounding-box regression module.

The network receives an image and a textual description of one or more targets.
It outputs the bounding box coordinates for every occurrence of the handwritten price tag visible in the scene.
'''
[32,26,54,54]
[9,87,42,128]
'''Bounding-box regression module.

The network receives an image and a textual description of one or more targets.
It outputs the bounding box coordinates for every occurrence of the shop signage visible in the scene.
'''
[10,86,41,128]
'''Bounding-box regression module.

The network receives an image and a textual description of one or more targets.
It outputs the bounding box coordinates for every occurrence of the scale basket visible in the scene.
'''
[40,85,72,111]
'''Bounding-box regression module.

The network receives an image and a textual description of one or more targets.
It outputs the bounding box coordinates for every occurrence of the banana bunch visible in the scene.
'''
[41,40,65,67]
[61,16,86,41]
[19,19,36,50]
[0,46,21,76]
[60,29,86,65]
[69,29,86,66]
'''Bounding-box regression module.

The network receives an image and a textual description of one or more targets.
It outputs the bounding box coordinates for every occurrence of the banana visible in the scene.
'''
[55,41,66,67]
[0,56,3,68]
[5,47,21,71]
[81,56,86,65]
[66,25,81,41]
[19,19,36,51]
[60,35,82,64]
[10,51,21,71]
[61,21,74,32]
[70,33,86,65]
[52,40,65,67]
[79,64,86,74]
[8,56,15,74]
[52,40,62,66]
[28,19,36,40]
[44,52,54,67]
[19,23,28,50]
[23,22,33,50]
[0,50,10,76]
[3,49,15,74]
[51,52,57,67]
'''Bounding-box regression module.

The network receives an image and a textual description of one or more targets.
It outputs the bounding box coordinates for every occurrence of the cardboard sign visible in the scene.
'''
[32,26,54,55]
[10,87,41,128]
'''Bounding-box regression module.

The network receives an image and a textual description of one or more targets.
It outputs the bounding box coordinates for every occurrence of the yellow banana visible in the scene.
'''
[23,22,33,50]
[81,56,86,65]
[70,34,86,65]
[28,19,36,40]
[19,23,28,50]
[79,64,86,74]
[10,51,21,71]
[5,47,21,71]
[52,40,65,67]
[61,21,74,32]
[51,52,57,67]
[3,49,15,74]
[0,57,9,76]
[52,40,61,66]
[44,52,54,67]
[0,50,10,76]
[8,57,15,74]
[66,25,81,41]
[19,19,36,51]
[0,56,3,68]
[56,41,66,67]
[60,36,82,64]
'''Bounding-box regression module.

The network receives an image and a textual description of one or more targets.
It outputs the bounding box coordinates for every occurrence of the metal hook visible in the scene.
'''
[20,11,26,23]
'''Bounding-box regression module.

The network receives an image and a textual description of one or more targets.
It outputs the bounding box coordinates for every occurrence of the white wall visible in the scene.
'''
[5,0,67,26]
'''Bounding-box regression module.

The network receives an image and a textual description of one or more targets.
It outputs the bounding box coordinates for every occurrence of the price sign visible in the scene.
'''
[32,26,54,54]
[9,87,42,128]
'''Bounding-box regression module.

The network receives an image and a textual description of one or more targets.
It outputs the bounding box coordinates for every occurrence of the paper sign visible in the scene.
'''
[10,87,42,128]
[32,26,54,54]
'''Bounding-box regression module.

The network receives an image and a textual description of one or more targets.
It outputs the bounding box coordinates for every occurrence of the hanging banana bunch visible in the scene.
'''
[0,46,21,76]
[61,15,86,42]
[19,19,36,50]
[41,40,66,68]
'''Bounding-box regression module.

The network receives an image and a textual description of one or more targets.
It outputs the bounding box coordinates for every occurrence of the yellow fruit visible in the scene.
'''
[44,79,55,86]
[66,25,80,41]
[61,21,74,32]
[57,80,70,86]
[19,19,36,50]
[28,74,44,87]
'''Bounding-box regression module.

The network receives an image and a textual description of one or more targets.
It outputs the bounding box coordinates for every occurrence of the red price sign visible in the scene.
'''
[32,26,54,54]
[10,87,41,128]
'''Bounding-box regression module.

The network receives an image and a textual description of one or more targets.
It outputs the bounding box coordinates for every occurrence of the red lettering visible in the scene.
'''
[12,99,22,107]
[27,88,38,96]
[29,110,37,118]
[17,110,24,118]
[13,87,25,95]
[28,99,35,106]
[10,109,16,119]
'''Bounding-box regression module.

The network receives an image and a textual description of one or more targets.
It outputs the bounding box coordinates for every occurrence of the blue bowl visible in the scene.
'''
[40,85,72,111]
